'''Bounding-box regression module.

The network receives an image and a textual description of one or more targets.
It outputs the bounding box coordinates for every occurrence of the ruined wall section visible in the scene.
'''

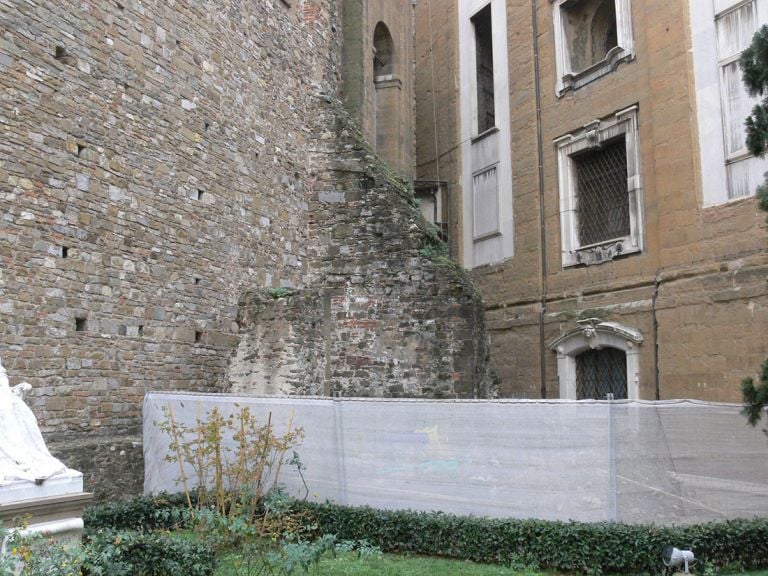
[0,0,340,495]
[229,111,496,399]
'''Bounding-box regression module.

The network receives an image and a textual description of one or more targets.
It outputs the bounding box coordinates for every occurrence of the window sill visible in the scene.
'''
[564,236,640,267]
[374,75,402,89]
[557,46,634,96]
[473,230,502,243]
[471,126,499,144]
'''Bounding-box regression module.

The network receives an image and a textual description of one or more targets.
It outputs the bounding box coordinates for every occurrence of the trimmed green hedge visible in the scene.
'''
[84,528,216,576]
[84,495,768,574]
[83,494,214,576]
[294,501,768,575]
[84,492,192,534]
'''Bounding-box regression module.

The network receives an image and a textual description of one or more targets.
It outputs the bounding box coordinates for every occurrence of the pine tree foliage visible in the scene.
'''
[741,359,768,432]
[738,27,768,427]
[741,26,768,153]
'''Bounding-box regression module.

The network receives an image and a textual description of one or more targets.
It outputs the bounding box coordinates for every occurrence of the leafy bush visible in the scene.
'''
[1,524,87,576]
[294,501,768,575]
[157,405,304,523]
[83,529,215,576]
[85,493,768,574]
[2,520,215,576]
[84,492,193,533]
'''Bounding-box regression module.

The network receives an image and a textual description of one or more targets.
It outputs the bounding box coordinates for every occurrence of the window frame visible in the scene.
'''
[471,4,496,135]
[554,105,643,267]
[716,0,763,198]
[551,0,635,96]
[549,319,643,400]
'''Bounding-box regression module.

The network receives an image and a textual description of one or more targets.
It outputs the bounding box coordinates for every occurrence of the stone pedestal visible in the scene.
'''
[0,470,92,547]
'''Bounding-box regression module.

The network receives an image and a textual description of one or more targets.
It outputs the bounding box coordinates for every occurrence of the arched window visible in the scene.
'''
[372,21,400,168]
[590,0,618,66]
[549,318,643,400]
[373,22,395,78]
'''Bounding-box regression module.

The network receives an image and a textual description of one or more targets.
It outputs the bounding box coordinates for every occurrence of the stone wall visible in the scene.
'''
[229,112,496,399]
[1,0,494,499]
[0,0,340,497]
[341,0,414,179]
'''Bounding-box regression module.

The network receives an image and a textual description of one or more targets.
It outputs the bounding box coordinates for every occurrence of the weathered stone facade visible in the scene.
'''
[0,0,492,498]
[342,0,414,180]
[229,114,495,398]
[414,0,768,401]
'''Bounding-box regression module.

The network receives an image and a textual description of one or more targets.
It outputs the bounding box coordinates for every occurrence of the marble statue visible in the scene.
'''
[0,358,66,484]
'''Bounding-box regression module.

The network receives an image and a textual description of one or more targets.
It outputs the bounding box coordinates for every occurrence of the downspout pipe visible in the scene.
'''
[531,0,548,398]
[652,274,661,400]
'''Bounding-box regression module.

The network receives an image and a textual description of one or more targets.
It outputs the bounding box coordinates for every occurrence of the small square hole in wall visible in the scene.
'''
[118,324,127,336]
[75,317,87,332]
[194,330,203,343]
[138,325,144,336]
[61,246,69,258]
[194,277,201,285]
[196,189,205,201]
[116,1,124,9]
[76,143,85,157]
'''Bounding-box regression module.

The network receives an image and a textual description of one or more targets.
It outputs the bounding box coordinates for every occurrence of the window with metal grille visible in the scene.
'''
[573,138,630,247]
[576,347,627,400]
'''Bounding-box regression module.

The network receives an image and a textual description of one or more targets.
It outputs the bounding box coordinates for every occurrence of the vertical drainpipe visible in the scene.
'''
[531,0,548,398]
[653,275,661,400]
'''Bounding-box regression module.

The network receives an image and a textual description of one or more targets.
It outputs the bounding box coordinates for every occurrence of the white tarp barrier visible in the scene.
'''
[143,394,768,524]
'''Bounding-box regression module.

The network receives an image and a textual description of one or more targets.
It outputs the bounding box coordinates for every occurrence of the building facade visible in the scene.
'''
[415,0,768,401]
[0,0,492,499]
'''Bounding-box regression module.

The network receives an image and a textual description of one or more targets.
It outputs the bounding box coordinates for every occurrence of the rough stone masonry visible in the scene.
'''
[0,0,493,499]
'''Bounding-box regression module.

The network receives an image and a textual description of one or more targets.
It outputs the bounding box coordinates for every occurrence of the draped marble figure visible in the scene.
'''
[0,358,66,483]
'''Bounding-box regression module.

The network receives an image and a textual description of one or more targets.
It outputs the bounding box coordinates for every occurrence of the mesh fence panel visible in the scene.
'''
[144,394,768,525]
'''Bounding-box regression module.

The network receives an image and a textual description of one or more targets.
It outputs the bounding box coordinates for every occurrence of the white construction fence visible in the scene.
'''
[143,393,768,525]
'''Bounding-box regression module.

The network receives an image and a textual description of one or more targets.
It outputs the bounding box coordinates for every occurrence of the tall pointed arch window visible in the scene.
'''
[372,22,401,166]
[373,22,395,77]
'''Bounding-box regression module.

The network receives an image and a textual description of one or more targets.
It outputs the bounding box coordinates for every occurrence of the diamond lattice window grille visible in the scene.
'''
[576,347,627,400]
[573,138,629,247]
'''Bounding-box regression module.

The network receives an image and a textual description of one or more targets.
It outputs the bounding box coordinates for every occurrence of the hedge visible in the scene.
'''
[83,494,768,574]
[83,494,214,576]
[294,501,768,575]
[83,492,192,534]
[84,528,216,576]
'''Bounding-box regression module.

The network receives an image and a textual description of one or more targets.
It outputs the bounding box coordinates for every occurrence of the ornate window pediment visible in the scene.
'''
[550,318,643,399]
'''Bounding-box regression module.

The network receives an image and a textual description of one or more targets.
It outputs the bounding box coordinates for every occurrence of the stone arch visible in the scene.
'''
[372,21,400,167]
[549,318,643,400]
[373,22,395,77]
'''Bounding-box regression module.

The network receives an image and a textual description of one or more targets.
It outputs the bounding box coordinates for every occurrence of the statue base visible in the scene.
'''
[0,470,92,547]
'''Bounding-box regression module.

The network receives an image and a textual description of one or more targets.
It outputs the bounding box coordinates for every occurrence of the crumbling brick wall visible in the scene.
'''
[229,112,496,399]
